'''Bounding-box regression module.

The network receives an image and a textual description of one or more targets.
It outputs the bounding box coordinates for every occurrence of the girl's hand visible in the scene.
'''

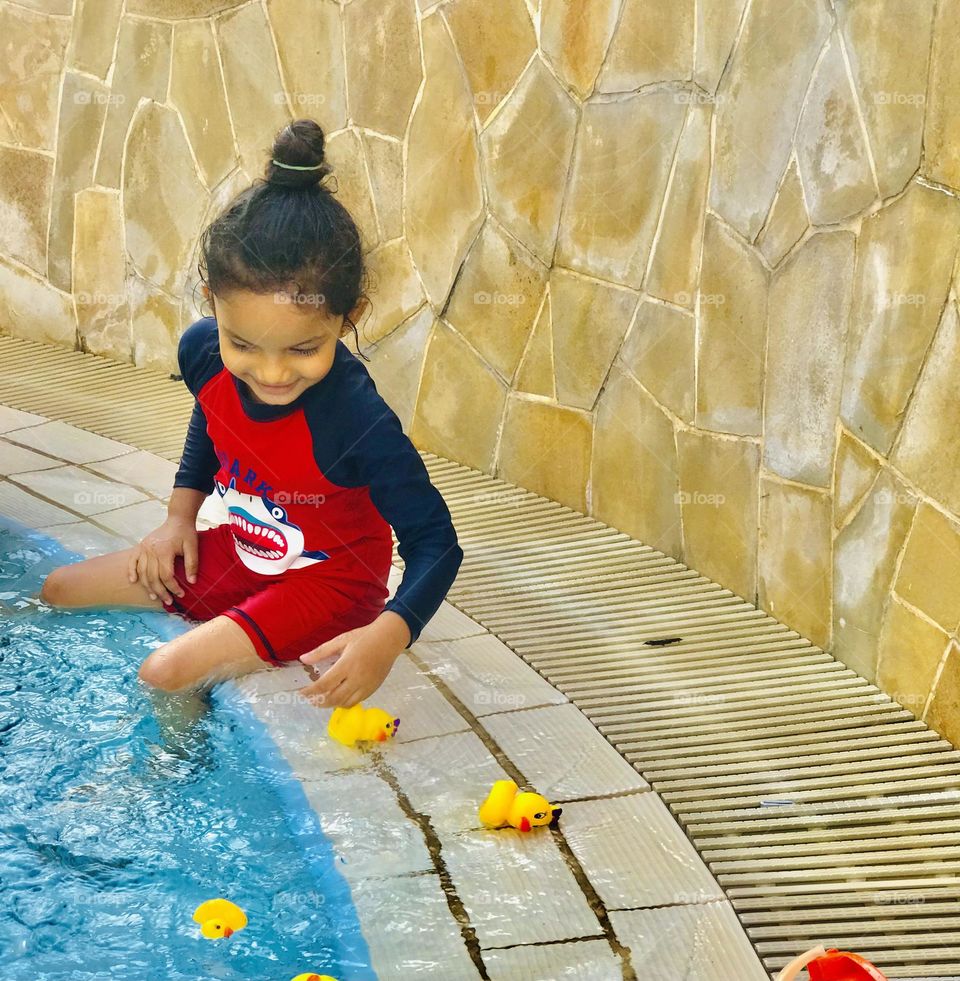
[298,613,411,708]
[128,516,199,606]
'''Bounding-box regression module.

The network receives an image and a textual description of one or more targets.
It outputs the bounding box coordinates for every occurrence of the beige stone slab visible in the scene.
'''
[415,633,567,717]
[440,826,599,947]
[3,421,133,466]
[385,730,510,833]
[833,428,881,530]
[0,407,46,433]
[216,3,292,180]
[924,0,960,188]
[12,465,147,517]
[838,0,936,198]
[497,395,592,512]
[0,440,62,476]
[562,794,724,909]
[926,640,960,745]
[0,146,54,277]
[540,0,621,99]
[892,298,960,515]
[417,601,488,643]
[694,0,749,93]
[363,306,433,433]
[86,451,178,501]
[232,661,313,698]
[597,0,693,90]
[758,477,832,651]
[894,503,960,634]
[592,365,682,558]
[0,254,77,347]
[169,19,237,190]
[482,703,648,801]
[877,595,949,718]
[481,57,578,267]
[484,939,622,980]
[360,132,403,242]
[245,686,377,779]
[762,230,855,486]
[0,5,70,151]
[93,499,171,544]
[369,653,471,744]
[758,158,808,268]
[68,0,123,78]
[795,33,875,225]
[404,12,483,306]
[833,468,917,681]
[550,269,637,412]
[709,0,831,238]
[349,872,482,979]
[344,0,421,139]
[361,240,427,345]
[677,428,759,602]
[696,215,768,437]
[445,218,548,383]
[618,299,695,423]
[93,16,172,189]
[411,321,507,473]
[301,768,434,878]
[556,92,685,288]
[268,0,347,133]
[33,520,130,559]
[0,480,77,528]
[610,903,769,981]
[841,182,960,455]
[443,0,536,126]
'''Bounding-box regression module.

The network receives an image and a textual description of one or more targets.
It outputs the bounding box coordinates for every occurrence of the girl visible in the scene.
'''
[40,119,463,711]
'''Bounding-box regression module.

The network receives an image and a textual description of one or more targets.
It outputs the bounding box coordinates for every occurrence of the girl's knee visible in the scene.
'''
[138,650,191,692]
[39,565,71,606]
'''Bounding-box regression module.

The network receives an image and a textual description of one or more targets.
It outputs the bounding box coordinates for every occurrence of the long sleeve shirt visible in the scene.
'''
[172,316,463,648]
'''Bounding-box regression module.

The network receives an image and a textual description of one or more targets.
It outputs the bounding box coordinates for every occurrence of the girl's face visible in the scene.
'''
[205,288,361,406]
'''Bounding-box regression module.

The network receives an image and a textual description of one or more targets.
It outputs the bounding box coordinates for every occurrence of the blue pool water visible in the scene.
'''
[0,515,375,981]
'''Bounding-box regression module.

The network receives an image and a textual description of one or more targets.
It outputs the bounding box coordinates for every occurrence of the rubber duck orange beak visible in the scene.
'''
[376,731,386,741]
[519,816,531,832]
[223,926,233,938]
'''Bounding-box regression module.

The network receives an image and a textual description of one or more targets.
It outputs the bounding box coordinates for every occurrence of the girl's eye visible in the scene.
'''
[291,348,318,356]
[230,340,251,352]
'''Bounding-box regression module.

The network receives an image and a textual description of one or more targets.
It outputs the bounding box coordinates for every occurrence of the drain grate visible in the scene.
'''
[3,331,959,977]
[420,459,960,980]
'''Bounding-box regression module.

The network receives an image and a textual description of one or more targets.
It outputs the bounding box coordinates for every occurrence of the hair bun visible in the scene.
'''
[265,118,332,190]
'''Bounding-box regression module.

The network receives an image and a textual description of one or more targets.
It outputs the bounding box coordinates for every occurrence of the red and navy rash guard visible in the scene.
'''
[172,316,463,648]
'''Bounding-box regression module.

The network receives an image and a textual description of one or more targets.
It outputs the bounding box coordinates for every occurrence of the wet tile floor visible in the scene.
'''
[0,405,768,980]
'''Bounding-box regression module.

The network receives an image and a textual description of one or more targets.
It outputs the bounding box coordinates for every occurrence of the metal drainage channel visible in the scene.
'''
[417,456,960,981]
[3,333,959,977]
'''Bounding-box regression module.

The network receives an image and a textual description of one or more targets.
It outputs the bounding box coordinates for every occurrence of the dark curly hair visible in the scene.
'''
[196,118,371,361]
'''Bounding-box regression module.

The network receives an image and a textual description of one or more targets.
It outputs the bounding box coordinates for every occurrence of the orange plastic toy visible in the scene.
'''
[775,945,888,981]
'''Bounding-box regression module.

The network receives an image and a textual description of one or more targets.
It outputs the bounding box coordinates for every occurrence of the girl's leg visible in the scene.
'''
[39,545,166,611]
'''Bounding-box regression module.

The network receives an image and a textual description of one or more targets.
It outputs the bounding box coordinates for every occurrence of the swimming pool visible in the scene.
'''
[0,514,375,981]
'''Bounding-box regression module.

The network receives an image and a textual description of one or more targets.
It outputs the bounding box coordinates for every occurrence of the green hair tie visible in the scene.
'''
[271,158,325,171]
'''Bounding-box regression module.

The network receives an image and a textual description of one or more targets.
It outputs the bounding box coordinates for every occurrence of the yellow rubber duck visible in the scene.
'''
[290,974,338,981]
[192,898,247,939]
[479,779,562,832]
[327,703,399,747]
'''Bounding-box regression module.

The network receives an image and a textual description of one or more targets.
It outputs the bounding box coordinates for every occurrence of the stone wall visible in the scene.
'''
[2,0,960,739]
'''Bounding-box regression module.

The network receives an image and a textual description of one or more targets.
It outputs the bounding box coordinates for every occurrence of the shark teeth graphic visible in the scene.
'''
[229,513,288,560]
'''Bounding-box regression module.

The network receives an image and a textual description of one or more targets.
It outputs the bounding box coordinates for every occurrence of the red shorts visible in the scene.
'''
[167,522,390,664]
